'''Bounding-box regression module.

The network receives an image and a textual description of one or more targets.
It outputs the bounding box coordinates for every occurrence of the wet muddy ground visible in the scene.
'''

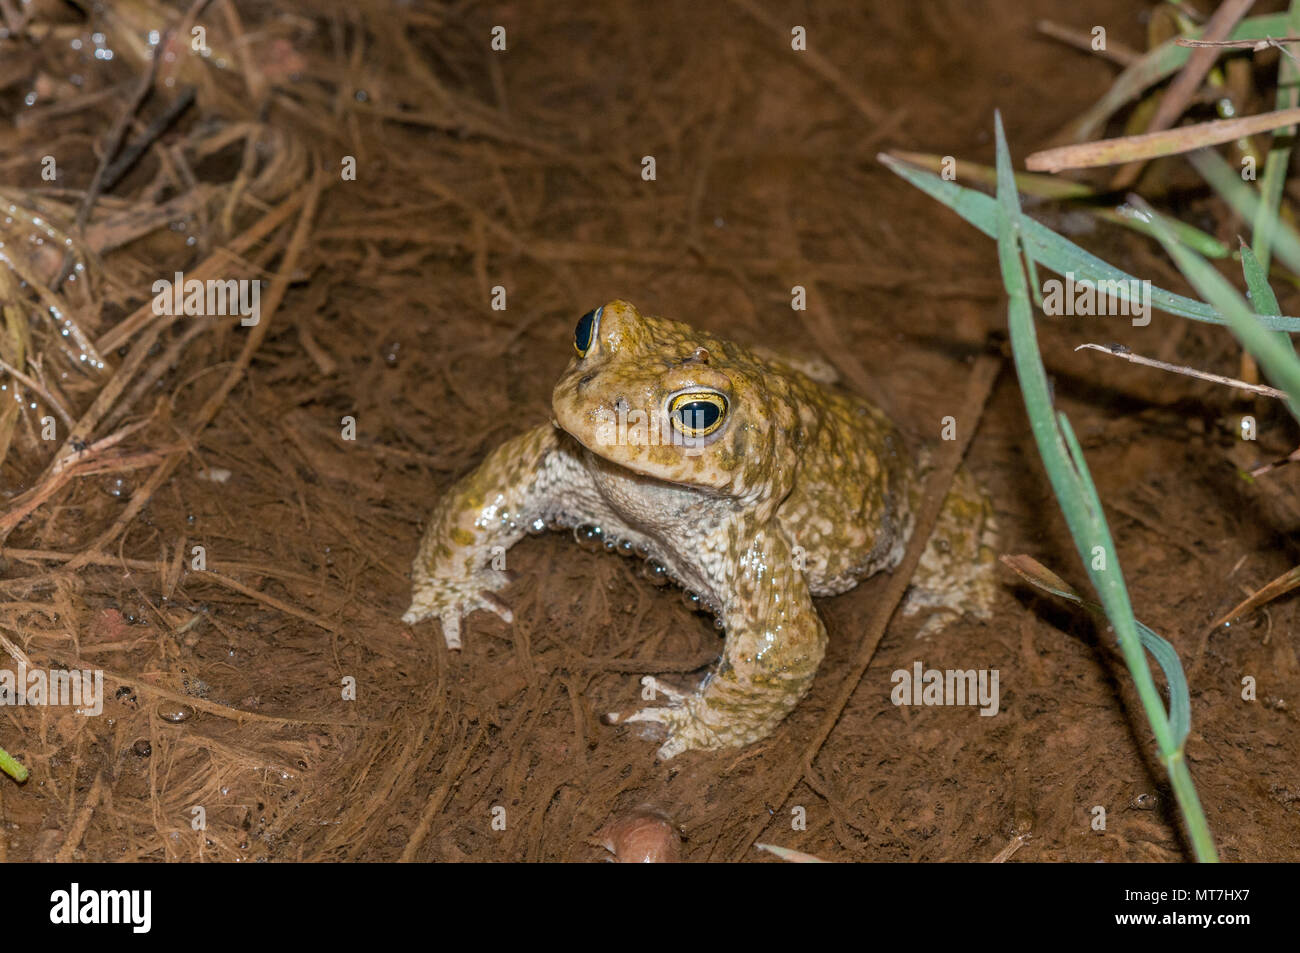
[0,0,1297,861]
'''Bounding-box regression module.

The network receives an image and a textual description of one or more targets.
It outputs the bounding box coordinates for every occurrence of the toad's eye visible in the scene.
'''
[668,391,728,438]
[574,306,602,357]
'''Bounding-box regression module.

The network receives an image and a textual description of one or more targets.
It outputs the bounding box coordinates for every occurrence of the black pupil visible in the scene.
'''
[677,400,720,431]
[575,309,597,352]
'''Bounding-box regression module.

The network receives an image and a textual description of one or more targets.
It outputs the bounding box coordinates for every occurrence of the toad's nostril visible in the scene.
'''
[578,372,597,387]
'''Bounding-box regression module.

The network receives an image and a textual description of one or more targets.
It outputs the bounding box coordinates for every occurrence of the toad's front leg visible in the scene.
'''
[620,523,828,759]
[404,424,570,648]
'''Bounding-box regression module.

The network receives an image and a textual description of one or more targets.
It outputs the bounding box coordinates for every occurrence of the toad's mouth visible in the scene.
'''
[550,411,733,495]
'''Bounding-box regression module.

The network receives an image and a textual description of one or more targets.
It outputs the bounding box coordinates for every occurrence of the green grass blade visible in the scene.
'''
[1054,413,1190,744]
[1251,0,1300,275]
[1070,12,1291,140]
[0,745,27,783]
[887,151,1228,256]
[1186,147,1300,282]
[1239,241,1295,352]
[1240,241,1283,316]
[1138,621,1192,747]
[879,155,1300,332]
[1129,198,1300,422]
[993,112,1217,861]
[1002,554,1190,744]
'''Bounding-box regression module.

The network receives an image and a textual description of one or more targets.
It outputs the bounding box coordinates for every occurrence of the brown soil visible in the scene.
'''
[0,0,1297,862]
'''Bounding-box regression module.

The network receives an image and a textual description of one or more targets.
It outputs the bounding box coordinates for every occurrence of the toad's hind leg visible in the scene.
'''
[904,464,998,632]
[618,524,827,759]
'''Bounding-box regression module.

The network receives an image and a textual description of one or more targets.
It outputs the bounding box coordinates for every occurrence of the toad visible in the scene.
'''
[404,300,996,758]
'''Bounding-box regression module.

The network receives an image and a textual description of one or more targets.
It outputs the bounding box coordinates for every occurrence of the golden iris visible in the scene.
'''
[669,391,727,437]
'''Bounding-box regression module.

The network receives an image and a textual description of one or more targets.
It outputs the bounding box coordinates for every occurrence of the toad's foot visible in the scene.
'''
[603,677,697,757]
[402,568,513,649]
[615,698,721,761]
[607,665,811,761]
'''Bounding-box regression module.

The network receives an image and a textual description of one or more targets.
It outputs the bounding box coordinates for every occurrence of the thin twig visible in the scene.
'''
[1037,19,1140,66]
[1074,342,1290,399]
[724,0,886,123]
[1204,564,1300,633]
[1176,35,1300,49]
[0,356,76,428]
[66,173,325,569]
[52,42,162,290]
[99,85,197,192]
[54,772,105,862]
[0,417,155,536]
[1247,446,1300,477]
[95,666,378,727]
[728,351,1003,861]
[1028,106,1300,173]
[1111,0,1256,189]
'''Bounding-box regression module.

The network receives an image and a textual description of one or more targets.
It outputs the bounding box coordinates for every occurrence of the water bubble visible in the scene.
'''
[527,517,547,535]
[573,524,604,552]
[640,559,670,587]
[103,476,132,499]
[158,704,194,723]
[682,590,702,610]
[132,739,152,757]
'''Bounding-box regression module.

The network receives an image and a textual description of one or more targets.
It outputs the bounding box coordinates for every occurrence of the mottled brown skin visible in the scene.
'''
[405,300,996,758]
